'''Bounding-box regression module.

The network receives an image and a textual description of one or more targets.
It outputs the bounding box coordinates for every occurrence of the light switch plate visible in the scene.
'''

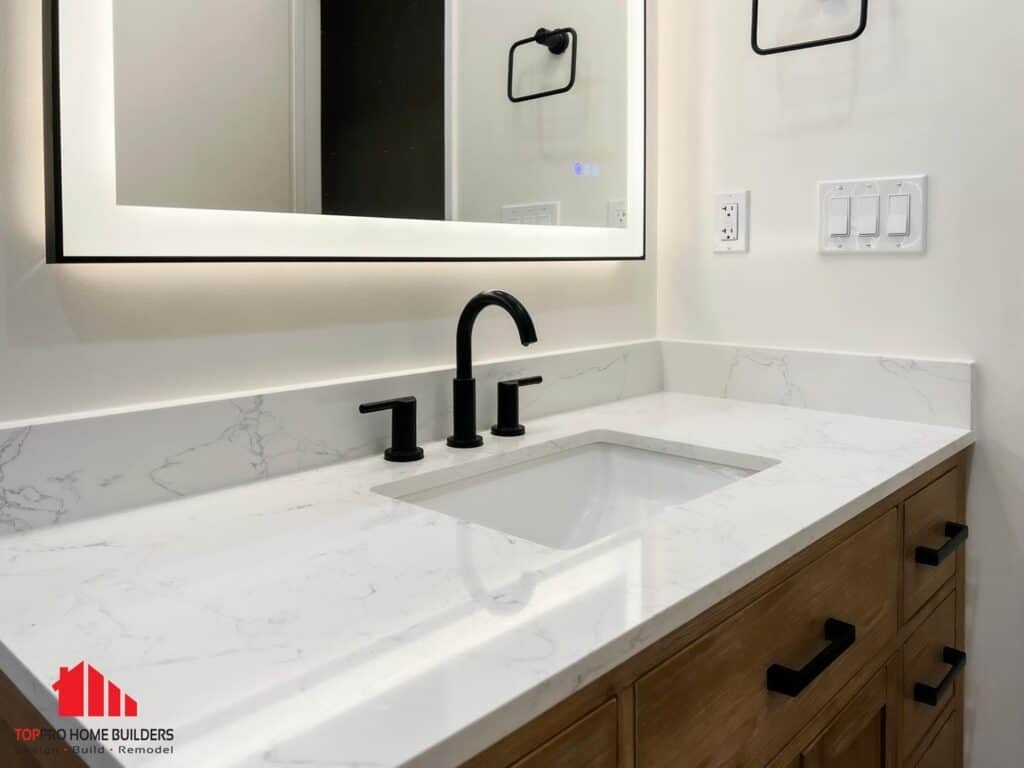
[714,191,750,253]
[819,176,927,254]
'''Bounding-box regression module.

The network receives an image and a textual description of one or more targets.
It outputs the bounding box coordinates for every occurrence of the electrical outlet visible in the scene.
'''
[714,191,749,253]
[607,200,628,228]
[720,203,739,241]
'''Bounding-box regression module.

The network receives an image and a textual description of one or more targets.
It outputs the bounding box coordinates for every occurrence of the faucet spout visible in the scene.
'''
[449,291,538,448]
[455,291,537,380]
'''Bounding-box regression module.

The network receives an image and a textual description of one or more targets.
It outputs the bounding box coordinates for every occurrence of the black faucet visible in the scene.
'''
[448,291,538,448]
[359,397,424,462]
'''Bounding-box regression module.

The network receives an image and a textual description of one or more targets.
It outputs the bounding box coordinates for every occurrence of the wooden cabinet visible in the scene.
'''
[903,593,960,758]
[463,450,969,768]
[786,661,899,768]
[913,709,960,768]
[634,510,898,768]
[508,700,618,768]
[903,467,964,621]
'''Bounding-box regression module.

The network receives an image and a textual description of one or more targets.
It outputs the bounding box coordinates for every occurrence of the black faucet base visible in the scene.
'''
[447,434,484,449]
[384,446,425,462]
[359,397,425,463]
[491,424,526,437]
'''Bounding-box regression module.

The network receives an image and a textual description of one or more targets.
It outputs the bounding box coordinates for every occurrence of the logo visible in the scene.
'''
[11,664,174,760]
[52,662,138,718]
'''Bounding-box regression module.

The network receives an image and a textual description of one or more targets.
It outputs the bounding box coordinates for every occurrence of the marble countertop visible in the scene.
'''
[0,393,973,768]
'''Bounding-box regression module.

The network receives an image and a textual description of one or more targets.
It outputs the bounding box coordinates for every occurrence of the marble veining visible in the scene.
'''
[0,342,662,535]
[0,393,973,768]
[662,340,972,429]
[0,340,972,538]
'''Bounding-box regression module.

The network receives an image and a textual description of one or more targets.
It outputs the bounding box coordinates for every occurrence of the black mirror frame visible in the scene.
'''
[41,0,646,264]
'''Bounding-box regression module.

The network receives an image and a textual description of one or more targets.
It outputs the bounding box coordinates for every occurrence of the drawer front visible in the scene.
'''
[913,708,960,768]
[509,699,618,768]
[904,468,964,621]
[903,593,961,757]
[635,510,899,768]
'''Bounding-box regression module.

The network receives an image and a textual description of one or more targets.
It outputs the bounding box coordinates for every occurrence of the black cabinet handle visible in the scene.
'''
[913,647,967,707]
[915,522,969,567]
[767,619,856,697]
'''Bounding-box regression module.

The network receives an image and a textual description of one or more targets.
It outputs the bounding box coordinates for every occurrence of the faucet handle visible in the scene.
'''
[359,397,424,462]
[491,377,543,437]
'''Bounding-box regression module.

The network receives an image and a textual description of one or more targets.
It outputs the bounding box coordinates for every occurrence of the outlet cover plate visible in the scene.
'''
[714,191,750,253]
[607,200,628,228]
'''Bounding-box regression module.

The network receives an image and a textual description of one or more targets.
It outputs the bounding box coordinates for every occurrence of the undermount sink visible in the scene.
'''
[374,431,775,550]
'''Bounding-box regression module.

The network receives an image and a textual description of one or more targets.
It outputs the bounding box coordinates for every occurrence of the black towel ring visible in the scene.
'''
[507,27,578,103]
[752,0,869,56]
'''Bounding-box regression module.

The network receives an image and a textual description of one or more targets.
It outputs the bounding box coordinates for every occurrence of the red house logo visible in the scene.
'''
[52,662,138,718]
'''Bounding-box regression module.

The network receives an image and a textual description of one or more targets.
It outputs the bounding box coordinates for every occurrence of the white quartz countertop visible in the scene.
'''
[0,393,973,768]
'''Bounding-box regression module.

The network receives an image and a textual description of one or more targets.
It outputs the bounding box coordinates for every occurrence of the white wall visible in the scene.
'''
[655,0,1024,764]
[0,0,655,425]
[112,0,295,213]
[452,0,629,226]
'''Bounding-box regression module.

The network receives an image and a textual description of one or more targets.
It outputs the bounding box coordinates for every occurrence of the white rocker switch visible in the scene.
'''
[819,176,926,254]
[854,195,880,236]
[828,196,851,237]
[887,193,911,237]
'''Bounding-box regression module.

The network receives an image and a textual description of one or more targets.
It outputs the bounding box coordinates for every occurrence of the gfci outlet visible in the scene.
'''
[714,191,749,253]
[606,200,628,229]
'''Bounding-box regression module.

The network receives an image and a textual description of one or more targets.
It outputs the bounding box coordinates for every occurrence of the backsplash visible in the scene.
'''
[0,340,972,536]
[0,341,662,534]
[662,340,973,429]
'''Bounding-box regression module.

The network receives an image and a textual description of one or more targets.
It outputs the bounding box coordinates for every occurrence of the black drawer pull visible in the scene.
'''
[913,647,967,706]
[767,618,856,697]
[915,522,969,567]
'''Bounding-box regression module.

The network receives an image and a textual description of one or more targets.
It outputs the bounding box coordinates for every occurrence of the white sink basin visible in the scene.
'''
[375,431,774,550]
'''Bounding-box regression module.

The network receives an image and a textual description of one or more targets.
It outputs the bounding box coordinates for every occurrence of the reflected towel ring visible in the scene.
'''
[507,27,578,103]
[752,0,869,56]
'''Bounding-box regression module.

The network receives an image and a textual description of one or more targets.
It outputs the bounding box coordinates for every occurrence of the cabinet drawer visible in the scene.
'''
[635,510,899,768]
[904,468,964,621]
[509,699,618,768]
[903,593,962,758]
[913,707,960,768]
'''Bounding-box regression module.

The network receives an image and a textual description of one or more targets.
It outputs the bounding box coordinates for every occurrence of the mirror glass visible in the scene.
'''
[110,0,628,229]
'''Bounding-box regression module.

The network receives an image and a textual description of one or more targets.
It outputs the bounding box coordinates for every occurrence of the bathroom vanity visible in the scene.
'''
[0,392,971,768]
[462,451,968,768]
[0,0,986,766]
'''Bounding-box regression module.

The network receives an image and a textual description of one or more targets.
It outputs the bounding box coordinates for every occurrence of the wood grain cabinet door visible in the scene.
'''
[912,709,960,768]
[508,699,618,768]
[635,510,899,768]
[789,662,898,768]
[903,468,964,622]
[902,593,960,758]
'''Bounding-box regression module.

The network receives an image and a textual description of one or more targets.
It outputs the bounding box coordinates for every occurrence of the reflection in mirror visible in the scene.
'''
[112,0,628,229]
